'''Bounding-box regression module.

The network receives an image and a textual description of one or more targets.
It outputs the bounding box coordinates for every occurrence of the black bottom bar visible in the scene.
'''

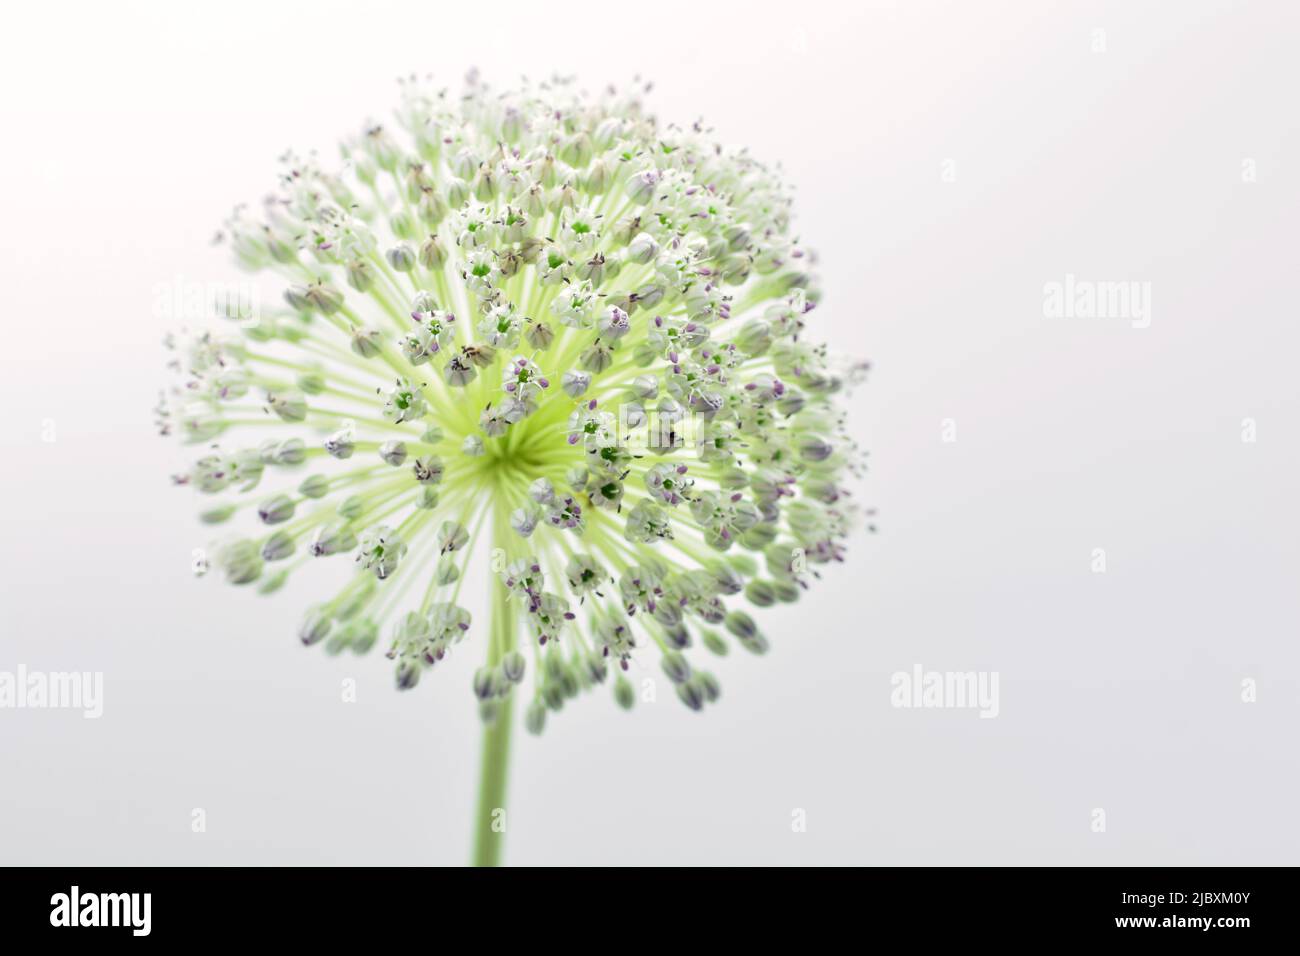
[0,866,1287,941]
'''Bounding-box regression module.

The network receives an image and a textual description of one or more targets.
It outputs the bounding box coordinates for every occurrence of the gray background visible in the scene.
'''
[1,0,1297,864]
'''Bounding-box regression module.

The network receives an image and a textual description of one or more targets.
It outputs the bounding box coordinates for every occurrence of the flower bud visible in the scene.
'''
[778,269,810,292]
[259,232,294,265]
[733,527,773,557]
[613,675,635,710]
[256,569,287,595]
[324,428,355,459]
[525,701,547,735]
[337,495,365,521]
[575,252,605,286]
[626,169,660,204]
[200,504,236,525]
[444,176,470,207]
[593,117,623,148]
[524,320,554,350]
[598,306,630,339]
[379,440,407,466]
[713,467,746,492]
[744,579,777,607]
[775,391,806,416]
[720,253,752,285]
[618,376,654,405]
[413,454,444,484]
[707,562,744,596]
[389,209,417,240]
[346,258,374,292]
[543,682,566,711]
[772,579,801,603]
[309,523,357,557]
[724,222,751,250]
[266,390,307,422]
[385,243,416,272]
[438,521,469,553]
[583,157,610,194]
[218,540,263,585]
[350,327,383,358]
[580,342,614,373]
[239,317,275,343]
[434,555,459,585]
[352,525,403,581]
[472,666,495,700]
[443,354,476,387]
[628,232,658,264]
[396,660,421,690]
[520,182,546,218]
[257,494,296,525]
[529,478,556,504]
[701,629,729,656]
[697,672,721,703]
[295,371,324,395]
[734,318,772,356]
[503,651,526,683]
[298,474,330,498]
[550,182,579,213]
[472,164,497,201]
[283,285,310,312]
[676,680,704,711]
[418,235,447,269]
[324,628,351,656]
[299,606,332,646]
[662,624,691,649]
[724,610,758,641]
[544,651,566,684]
[306,283,343,315]
[418,190,448,227]
[349,619,378,654]
[510,504,541,538]
[797,434,834,462]
[561,131,593,167]
[352,152,377,184]
[261,531,295,562]
[561,370,591,397]
[660,651,691,684]
[583,652,607,684]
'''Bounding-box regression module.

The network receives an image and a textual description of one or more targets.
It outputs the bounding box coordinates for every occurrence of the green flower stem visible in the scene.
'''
[472,533,517,867]
[471,684,514,867]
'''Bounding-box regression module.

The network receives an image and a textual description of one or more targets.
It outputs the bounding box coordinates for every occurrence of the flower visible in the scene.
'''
[161,72,868,729]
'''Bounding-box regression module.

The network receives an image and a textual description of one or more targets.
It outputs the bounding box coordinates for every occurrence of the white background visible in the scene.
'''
[1,0,1297,864]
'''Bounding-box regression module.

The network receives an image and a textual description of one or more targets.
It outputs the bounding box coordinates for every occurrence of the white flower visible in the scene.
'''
[163,73,867,733]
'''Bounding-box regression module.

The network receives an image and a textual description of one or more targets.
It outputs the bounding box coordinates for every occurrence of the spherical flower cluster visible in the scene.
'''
[161,73,868,732]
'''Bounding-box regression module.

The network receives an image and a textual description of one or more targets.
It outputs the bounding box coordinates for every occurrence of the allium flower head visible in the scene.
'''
[162,73,869,731]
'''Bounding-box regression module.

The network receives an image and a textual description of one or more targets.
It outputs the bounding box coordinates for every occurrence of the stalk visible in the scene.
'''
[471,509,519,867]
[470,687,514,866]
